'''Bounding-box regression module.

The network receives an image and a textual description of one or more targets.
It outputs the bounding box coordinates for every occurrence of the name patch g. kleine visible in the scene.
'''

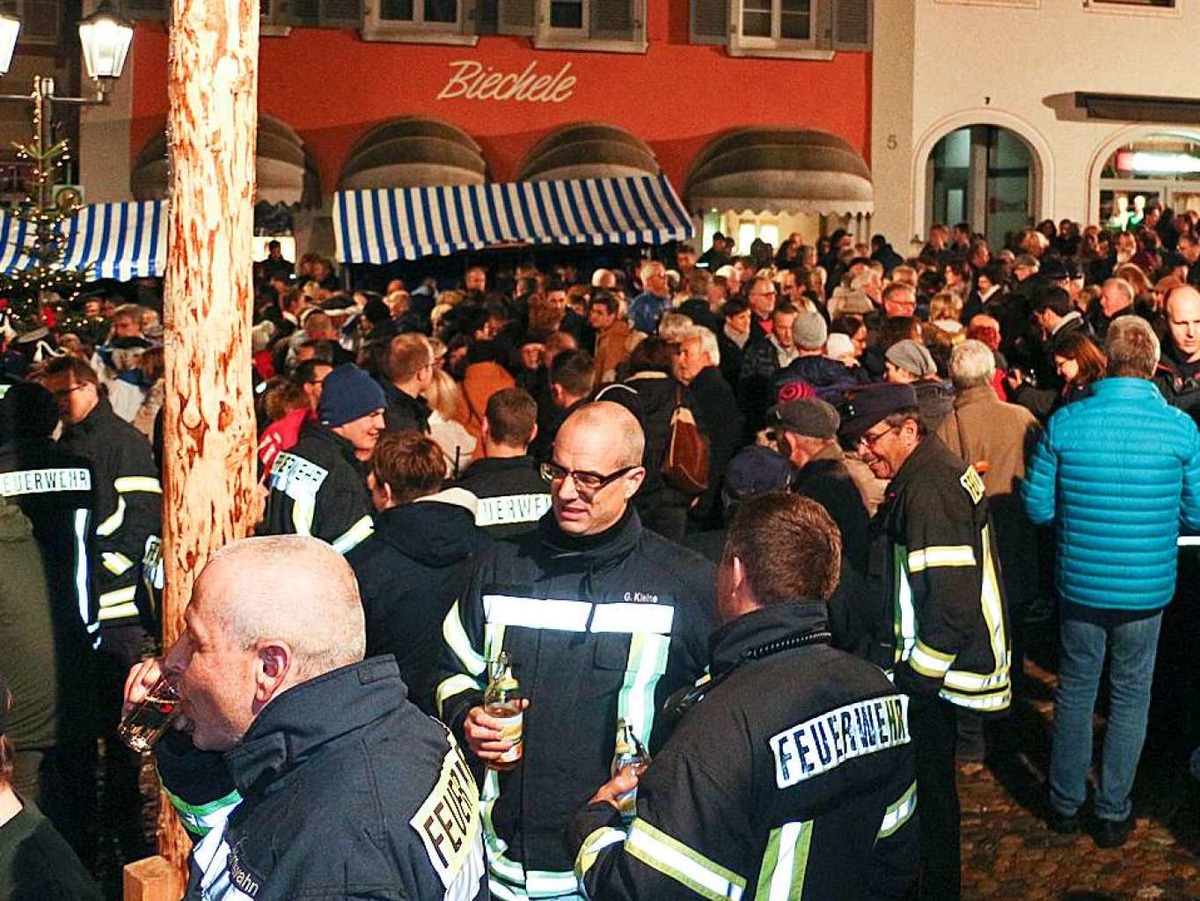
[771,694,910,788]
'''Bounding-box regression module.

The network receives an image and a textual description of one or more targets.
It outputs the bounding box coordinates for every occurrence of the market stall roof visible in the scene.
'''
[519,123,659,182]
[685,128,874,216]
[0,201,166,281]
[333,173,693,263]
[339,117,488,190]
[132,115,320,208]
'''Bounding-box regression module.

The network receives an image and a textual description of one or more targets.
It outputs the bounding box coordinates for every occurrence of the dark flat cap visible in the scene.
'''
[839,382,920,444]
[768,398,840,439]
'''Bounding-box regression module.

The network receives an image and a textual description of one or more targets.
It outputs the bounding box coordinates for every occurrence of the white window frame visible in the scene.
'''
[362,0,479,44]
[729,0,833,59]
[533,0,647,53]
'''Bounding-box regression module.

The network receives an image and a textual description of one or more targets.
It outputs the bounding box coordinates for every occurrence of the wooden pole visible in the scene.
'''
[124,0,259,893]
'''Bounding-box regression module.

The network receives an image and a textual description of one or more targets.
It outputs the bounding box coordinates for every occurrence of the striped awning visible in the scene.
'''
[0,201,167,281]
[333,174,694,264]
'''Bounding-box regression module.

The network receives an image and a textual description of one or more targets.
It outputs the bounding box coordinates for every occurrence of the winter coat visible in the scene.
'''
[1022,377,1200,610]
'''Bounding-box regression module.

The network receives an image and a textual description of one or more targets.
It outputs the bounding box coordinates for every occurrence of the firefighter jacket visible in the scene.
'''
[261,422,374,554]
[58,396,162,629]
[873,435,1011,714]
[453,455,551,541]
[156,657,488,901]
[571,602,920,901]
[434,507,714,898]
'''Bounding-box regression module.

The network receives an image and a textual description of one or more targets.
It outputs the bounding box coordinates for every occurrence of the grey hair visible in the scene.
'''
[949,340,996,390]
[1105,315,1159,379]
[679,325,721,368]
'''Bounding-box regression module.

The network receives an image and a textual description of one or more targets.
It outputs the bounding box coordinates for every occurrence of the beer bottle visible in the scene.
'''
[485,651,523,770]
[610,719,650,823]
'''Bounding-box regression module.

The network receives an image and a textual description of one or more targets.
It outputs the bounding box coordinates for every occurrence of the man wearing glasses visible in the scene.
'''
[842,382,1011,901]
[435,400,714,901]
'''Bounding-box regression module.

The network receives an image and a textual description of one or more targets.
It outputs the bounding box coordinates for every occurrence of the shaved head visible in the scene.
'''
[200,536,366,677]
[561,401,645,469]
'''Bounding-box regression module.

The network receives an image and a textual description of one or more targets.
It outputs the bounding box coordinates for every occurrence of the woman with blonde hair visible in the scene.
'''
[423,367,477,478]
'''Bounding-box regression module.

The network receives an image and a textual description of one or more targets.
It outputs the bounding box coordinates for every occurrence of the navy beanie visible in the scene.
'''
[318,365,386,427]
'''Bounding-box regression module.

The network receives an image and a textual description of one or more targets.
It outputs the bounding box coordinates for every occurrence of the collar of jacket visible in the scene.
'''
[953,384,1000,409]
[889,432,949,493]
[707,602,831,677]
[300,421,368,470]
[1089,376,1167,400]
[1159,340,1200,378]
[63,394,116,440]
[223,657,404,797]
[534,503,641,571]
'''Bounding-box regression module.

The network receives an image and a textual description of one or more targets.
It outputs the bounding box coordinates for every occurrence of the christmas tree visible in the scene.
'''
[0,90,93,334]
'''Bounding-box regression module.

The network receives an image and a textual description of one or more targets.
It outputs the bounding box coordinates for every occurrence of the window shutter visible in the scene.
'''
[320,0,363,25]
[18,0,61,44]
[831,0,870,50]
[497,0,534,32]
[590,0,635,41]
[690,0,727,44]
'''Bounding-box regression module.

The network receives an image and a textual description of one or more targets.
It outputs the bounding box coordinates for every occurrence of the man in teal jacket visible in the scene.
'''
[1023,315,1200,849]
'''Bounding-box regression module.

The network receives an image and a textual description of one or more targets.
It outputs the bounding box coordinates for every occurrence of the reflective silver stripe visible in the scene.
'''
[484,594,592,632]
[114,476,162,494]
[525,869,579,896]
[907,544,975,573]
[617,631,670,750]
[937,689,1011,711]
[436,674,482,720]
[443,601,487,676]
[757,821,812,901]
[877,781,917,839]
[101,551,135,575]
[895,546,916,662]
[575,826,626,880]
[99,585,136,608]
[591,602,674,635]
[98,601,139,622]
[625,819,745,901]
[291,494,316,536]
[330,515,374,554]
[475,493,552,528]
[909,640,954,679]
[72,507,91,629]
[96,496,126,536]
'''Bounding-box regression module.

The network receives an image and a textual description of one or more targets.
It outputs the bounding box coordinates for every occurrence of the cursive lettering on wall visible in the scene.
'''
[437,60,577,103]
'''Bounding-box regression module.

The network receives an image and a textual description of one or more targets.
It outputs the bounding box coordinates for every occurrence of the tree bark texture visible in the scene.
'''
[157,0,259,870]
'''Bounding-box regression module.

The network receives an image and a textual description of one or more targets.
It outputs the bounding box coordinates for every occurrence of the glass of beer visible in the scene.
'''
[118,674,181,752]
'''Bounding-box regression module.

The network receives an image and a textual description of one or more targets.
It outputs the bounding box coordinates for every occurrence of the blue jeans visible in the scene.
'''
[1050,602,1163,822]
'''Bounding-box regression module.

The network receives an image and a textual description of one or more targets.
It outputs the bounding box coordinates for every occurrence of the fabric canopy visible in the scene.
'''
[0,201,166,281]
[333,174,693,264]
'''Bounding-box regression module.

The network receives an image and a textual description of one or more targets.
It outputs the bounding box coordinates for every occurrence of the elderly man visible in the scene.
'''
[843,382,1011,900]
[627,261,672,335]
[435,401,714,901]
[262,364,385,554]
[676,325,744,528]
[571,494,918,900]
[1023,316,1200,849]
[1094,277,1136,342]
[882,282,918,319]
[124,536,487,899]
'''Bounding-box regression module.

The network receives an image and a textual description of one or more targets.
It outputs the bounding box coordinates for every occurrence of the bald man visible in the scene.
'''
[124,536,487,901]
[1157,285,1200,424]
[435,401,715,901]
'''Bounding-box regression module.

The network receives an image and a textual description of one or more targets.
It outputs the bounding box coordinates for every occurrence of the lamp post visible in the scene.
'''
[0,1,132,319]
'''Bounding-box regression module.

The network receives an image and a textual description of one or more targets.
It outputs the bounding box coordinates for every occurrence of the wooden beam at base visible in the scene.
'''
[124,855,187,901]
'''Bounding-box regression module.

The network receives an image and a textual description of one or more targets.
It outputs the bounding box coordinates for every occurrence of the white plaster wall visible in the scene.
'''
[873,0,1200,245]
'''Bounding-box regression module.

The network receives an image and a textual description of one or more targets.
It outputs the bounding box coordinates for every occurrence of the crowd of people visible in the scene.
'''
[1,208,1200,898]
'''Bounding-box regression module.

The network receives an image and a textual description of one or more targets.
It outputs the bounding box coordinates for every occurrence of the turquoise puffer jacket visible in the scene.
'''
[1022,377,1200,610]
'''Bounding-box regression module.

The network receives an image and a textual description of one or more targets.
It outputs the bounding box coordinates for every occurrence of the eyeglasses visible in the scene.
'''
[858,424,899,449]
[52,383,90,401]
[540,461,637,497]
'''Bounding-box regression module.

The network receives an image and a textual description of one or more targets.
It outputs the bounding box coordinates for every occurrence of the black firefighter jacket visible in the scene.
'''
[58,396,161,629]
[434,507,714,888]
[261,423,374,554]
[572,602,920,900]
[157,657,488,901]
[870,436,1012,714]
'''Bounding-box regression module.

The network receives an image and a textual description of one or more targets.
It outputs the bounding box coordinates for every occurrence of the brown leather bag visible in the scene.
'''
[662,388,710,495]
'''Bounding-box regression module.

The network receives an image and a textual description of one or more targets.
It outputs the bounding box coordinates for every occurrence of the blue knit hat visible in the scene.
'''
[318,365,386,427]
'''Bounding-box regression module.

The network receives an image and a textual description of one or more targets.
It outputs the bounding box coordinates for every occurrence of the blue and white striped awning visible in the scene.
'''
[333,174,694,264]
[0,201,167,281]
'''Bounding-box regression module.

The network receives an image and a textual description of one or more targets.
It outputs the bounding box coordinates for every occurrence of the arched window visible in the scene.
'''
[927,125,1033,243]
[1097,132,1200,231]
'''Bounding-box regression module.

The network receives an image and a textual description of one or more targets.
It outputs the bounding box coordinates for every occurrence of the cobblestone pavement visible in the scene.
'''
[960,642,1200,900]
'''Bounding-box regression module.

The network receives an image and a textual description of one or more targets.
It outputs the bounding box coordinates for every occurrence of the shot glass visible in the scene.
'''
[118,673,181,752]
